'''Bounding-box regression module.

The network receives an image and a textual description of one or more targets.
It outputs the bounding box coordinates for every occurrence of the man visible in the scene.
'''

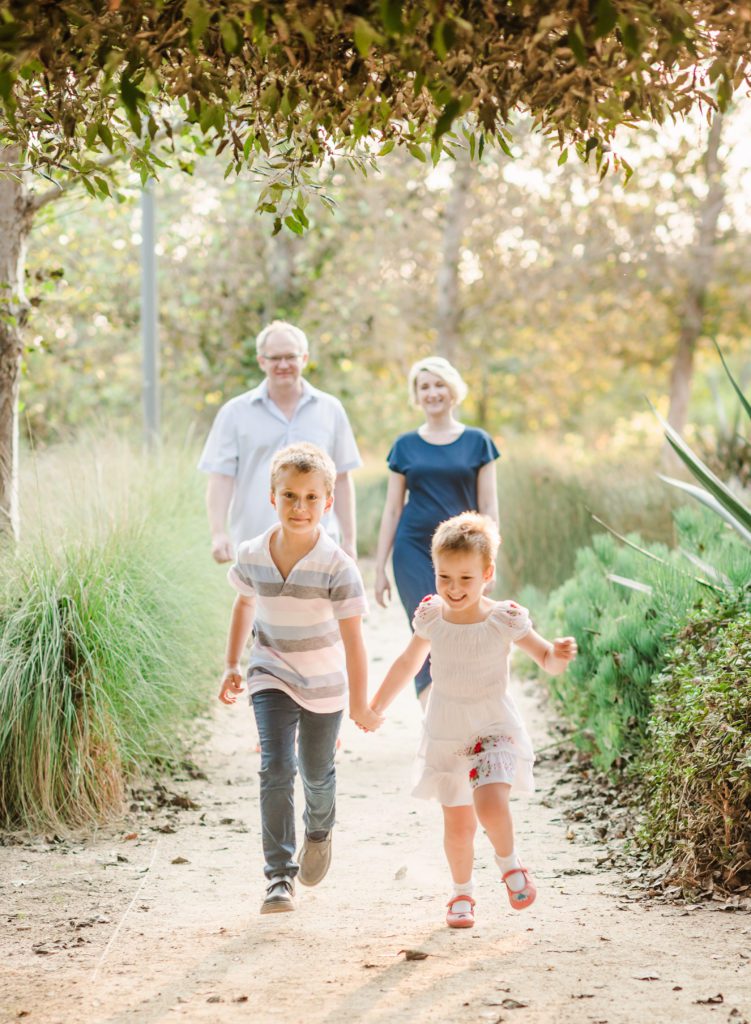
[198,320,360,562]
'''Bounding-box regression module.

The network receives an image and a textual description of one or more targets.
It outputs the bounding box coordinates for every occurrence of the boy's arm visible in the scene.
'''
[338,616,382,731]
[218,593,256,705]
[370,635,432,715]
[515,628,577,677]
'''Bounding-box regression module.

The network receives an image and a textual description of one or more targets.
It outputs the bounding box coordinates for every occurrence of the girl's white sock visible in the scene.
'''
[452,876,474,898]
[495,852,526,891]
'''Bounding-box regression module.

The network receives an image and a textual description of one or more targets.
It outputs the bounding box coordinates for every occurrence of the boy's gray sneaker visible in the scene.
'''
[297,832,332,887]
[260,875,295,914]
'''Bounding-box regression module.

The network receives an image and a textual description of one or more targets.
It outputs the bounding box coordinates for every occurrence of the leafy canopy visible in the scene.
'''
[1,0,750,206]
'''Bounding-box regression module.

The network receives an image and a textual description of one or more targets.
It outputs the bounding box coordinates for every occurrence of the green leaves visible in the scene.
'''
[433,98,461,140]
[594,0,617,38]
[380,0,403,35]
[185,0,211,46]
[353,18,383,57]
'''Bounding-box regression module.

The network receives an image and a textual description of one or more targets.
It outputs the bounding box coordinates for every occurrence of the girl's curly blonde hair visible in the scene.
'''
[431,511,500,567]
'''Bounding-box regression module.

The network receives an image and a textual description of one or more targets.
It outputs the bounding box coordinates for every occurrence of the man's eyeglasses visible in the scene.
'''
[261,353,304,364]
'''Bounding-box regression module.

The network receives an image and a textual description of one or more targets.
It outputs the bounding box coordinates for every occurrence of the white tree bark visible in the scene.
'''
[666,114,725,439]
[435,151,473,364]
[0,147,32,544]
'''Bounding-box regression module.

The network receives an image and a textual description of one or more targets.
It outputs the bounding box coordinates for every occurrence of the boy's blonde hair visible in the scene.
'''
[431,511,500,567]
[408,356,468,407]
[270,443,336,495]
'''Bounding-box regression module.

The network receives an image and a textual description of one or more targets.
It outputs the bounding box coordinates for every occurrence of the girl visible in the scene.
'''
[370,512,577,928]
[374,358,500,707]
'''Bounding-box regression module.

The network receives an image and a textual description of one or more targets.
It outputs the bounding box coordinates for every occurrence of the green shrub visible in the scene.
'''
[638,607,751,894]
[534,506,751,771]
[0,438,228,832]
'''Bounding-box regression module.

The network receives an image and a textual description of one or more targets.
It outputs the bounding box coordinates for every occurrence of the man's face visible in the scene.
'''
[258,330,308,384]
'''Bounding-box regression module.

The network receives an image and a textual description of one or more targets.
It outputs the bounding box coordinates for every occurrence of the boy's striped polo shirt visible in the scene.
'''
[228,525,368,713]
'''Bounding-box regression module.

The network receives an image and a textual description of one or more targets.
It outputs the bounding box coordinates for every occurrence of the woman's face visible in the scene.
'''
[415,370,453,415]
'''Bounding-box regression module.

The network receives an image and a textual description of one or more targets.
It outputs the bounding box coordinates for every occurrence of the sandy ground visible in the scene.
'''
[1,597,749,1024]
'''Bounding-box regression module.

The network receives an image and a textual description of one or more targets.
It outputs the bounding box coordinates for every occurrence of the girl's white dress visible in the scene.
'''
[411,595,535,807]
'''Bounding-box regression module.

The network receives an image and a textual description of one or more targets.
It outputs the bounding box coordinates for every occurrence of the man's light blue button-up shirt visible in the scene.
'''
[198,379,361,547]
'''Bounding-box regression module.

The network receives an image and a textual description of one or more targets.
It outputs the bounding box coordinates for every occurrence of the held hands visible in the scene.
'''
[218,666,245,705]
[374,568,392,608]
[552,637,578,662]
[211,532,234,564]
[350,704,384,733]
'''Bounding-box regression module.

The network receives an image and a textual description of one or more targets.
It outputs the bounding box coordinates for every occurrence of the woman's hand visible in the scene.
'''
[374,567,392,608]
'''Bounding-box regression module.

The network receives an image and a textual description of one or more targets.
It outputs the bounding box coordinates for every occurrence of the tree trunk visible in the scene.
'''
[264,228,297,320]
[0,147,32,545]
[666,114,725,441]
[435,151,472,363]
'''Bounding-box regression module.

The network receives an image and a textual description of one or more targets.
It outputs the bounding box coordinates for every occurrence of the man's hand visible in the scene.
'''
[218,666,245,705]
[350,705,384,733]
[211,532,234,564]
[552,637,578,662]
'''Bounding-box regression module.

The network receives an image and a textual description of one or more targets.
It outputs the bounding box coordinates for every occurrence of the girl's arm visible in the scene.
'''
[515,628,577,677]
[339,616,383,732]
[374,471,407,608]
[476,461,500,527]
[218,593,256,704]
[370,634,432,715]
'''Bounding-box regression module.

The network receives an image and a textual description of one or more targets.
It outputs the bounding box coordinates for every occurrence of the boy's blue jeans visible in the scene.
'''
[251,688,343,880]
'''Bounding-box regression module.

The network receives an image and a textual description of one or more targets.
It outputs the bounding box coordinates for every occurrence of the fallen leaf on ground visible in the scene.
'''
[394,865,407,880]
[232,996,248,1003]
[171,856,190,865]
[501,998,528,1009]
[695,994,723,1005]
[397,949,429,961]
[123,832,138,841]
[633,971,660,981]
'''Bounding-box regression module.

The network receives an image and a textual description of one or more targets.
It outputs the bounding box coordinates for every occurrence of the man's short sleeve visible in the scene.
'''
[329,557,369,620]
[197,403,239,477]
[330,400,361,474]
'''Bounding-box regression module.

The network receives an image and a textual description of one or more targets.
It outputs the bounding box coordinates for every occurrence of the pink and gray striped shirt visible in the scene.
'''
[228,525,368,713]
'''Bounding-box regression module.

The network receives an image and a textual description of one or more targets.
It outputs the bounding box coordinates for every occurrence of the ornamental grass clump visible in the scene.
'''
[0,438,227,832]
[639,608,751,895]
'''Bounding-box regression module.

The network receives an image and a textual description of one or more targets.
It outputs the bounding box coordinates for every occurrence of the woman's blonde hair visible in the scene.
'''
[431,511,500,567]
[408,356,468,408]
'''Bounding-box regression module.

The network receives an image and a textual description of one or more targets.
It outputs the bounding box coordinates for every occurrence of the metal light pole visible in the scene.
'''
[140,180,160,447]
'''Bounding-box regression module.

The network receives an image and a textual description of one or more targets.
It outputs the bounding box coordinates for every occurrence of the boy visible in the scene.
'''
[219,443,382,914]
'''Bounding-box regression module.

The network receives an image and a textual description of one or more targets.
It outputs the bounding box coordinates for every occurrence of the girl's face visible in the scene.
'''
[434,549,493,611]
[415,370,453,415]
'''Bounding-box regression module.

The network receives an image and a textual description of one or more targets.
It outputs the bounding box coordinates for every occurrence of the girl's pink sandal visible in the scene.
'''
[446,894,475,928]
[502,867,536,910]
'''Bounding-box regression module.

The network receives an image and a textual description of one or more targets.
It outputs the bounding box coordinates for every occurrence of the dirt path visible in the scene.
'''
[1,598,749,1024]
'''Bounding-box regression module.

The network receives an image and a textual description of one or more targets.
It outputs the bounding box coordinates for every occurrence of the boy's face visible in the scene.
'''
[270,468,333,535]
[434,549,494,611]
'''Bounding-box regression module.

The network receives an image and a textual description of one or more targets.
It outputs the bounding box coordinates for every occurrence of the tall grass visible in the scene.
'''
[0,436,228,832]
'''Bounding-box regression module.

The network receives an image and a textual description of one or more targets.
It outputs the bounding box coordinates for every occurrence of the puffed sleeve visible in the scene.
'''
[412,594,441,638]
[489,600,531,642]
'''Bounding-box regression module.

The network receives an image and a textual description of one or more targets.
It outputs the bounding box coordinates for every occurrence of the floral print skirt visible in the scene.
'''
[459,734,517,789]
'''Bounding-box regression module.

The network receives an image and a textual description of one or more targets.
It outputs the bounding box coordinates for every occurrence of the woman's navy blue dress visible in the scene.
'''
[387,428,500,695]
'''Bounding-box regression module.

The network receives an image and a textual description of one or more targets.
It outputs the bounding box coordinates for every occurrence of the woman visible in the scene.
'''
[374,357,500,705]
